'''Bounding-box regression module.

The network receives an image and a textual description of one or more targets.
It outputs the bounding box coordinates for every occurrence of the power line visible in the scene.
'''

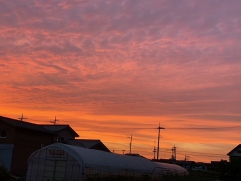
[166,126,241,130]
[177,150,226,156]
[10,116,237,160]
[71,125,241,131]
[17,117,241,131]
[111,144,228,160]
[159,146,227,157]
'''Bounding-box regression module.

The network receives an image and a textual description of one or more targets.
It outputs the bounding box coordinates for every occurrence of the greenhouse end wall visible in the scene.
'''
[26,146,83,181]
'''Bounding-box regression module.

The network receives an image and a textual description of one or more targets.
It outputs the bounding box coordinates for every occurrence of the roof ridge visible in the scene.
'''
[0,116,54,134]
[227,144,241,155]
[0,115,39,125]
[40,124,69,126]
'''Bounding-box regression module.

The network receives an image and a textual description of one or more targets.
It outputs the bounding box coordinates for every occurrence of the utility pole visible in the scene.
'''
[50,116,58,125]
[127,134,132,154]
[172,145,177,160]
[153,145,156,159]
[18,113,27,121]
[156,123,165,160]
[184,155,189,161]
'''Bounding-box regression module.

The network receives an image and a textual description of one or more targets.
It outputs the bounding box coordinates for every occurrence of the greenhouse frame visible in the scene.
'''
[26,143,187,181]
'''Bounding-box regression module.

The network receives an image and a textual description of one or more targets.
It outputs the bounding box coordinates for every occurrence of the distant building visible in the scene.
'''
[207,160,228,172]
[154,159,196,170]
[227,144,241,162]
[66,139,110,152]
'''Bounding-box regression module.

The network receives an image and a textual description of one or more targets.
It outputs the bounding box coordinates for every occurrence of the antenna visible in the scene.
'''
[18,113,27,121]
[156,123,165,160]
[50,116,58,125]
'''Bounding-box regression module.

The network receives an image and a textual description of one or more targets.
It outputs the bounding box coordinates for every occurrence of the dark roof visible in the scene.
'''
[67,139,110,152]
[42,125,69,132]
[227,144,241,155]
[176,160,195,164]
[42,125,79,137]
[125,153,144,157]
[66,139,85,147]
[76,139,100,148]
[0,116,54,134]
[154,159,195,164]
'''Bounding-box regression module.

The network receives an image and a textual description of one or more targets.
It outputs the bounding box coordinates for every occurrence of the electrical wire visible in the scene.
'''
[15,116,237,161]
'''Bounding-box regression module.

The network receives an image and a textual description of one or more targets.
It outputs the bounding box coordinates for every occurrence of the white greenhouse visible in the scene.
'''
[26,143,187,181]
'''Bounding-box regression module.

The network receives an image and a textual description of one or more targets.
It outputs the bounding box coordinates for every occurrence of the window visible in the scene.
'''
[0,130,7,138]
[237,150,241,153]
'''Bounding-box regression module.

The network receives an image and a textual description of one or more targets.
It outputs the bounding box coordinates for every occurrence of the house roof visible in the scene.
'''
[77,139,101,148]
[66,139,86,147]
[227,144,241,155]
[0,116,54,134]
[67,139,110,152]
[155,159,195,164]
[42,125,79,137]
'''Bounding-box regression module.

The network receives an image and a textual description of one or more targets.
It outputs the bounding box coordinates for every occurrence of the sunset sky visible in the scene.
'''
[1,0,241,162]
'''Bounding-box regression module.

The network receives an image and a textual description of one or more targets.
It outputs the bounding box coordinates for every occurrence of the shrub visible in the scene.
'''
[0,165,12,181]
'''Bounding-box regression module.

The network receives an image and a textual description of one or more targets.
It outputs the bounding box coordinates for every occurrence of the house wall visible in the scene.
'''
[229,149,241,157]
[228,146,241,162]
[0,144,14,171]
[56,129,76,142]
[11,128,54,175]
[0,121,16,143]
[230,156,241,163]
[0,121,16,171]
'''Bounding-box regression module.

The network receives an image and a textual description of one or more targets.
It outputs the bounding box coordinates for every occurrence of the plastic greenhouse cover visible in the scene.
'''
[28,143,187,174]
